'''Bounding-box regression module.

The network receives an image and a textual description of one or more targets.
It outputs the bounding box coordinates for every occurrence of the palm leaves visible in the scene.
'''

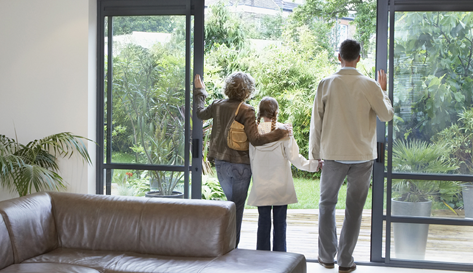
[0,132,92,197]
[392,139,458,202]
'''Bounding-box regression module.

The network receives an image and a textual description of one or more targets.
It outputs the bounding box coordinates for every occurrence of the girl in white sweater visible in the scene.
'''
[247,97,322,251]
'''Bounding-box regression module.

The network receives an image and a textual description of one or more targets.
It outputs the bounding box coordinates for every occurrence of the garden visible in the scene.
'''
[104,1,473,214]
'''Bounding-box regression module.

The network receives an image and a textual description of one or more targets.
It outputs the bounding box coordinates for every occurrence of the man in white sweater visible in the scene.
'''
[309,39,394,272]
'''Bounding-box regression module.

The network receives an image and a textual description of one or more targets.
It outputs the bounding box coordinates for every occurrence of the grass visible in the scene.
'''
[111,153,373,210]
[245,177,373,210]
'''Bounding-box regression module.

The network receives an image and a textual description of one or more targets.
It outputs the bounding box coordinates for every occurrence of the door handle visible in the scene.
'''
[376,142,385,163]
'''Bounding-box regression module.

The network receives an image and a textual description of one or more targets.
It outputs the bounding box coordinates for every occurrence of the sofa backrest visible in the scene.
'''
[0,192,58,263]
[138,196,236,257]
[0,215,14,270]
[49,192,236,257]
[49,192,146,253]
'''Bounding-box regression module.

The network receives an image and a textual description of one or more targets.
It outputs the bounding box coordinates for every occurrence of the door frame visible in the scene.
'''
[96,0,204,199]
[372,0,473,271]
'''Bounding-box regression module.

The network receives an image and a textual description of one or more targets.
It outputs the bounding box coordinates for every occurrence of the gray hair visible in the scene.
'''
[223,71,256,101]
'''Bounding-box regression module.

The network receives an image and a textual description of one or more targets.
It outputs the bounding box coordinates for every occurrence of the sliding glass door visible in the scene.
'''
[373,0,473,270]
[96,0,204,199]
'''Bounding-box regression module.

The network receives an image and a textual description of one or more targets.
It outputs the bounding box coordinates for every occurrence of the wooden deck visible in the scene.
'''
[239,209,473,264]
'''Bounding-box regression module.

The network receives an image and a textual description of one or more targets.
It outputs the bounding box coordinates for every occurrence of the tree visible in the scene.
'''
[204,0,246,53]
[112,16,177,35]
[393,12,473,141]
[289,0,376,58]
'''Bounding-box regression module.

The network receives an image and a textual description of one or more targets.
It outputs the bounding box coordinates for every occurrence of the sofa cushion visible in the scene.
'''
[139,198,236,257]
[0,263,100,273]
[201,249,307,273]
[105,252,216,273]
[0,192,57,263]
[23,248,125,272]
[0,216,14,270]
[23,248,216,273]
[49,192,147,253]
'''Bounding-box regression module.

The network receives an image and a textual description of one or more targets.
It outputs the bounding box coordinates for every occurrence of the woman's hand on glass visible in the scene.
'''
[194,74,205,89]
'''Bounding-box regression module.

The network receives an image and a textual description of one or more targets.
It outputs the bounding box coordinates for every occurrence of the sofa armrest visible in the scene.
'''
[0,192,57,263]
[0,215,14,270]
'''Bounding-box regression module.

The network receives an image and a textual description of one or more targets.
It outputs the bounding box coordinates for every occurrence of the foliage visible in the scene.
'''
[204,0,246,53]
[0,133,92,197]
[289,0,375,57]
[111,22,186,195]
[201,175,226,200]
[113,170,150,197]
[111,16,177,35]
[203,8,338,163]
[352,0,376,58]
[393,12,473,142]
[432,108,473,175]
[242,12,285,40]
[392,139,458,203]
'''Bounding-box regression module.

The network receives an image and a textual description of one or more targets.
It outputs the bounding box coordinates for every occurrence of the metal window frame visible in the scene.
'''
[373,0,473,271]
[96,0,204,199]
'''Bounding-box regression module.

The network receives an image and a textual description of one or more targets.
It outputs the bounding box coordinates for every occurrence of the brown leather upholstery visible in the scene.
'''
[138,197,236,257]
[48,192,235,257]
[49,192,147,253]
[0,263,100,273]
[0,192,57,263]
[0,192,306,273]
[0,216,14,270]
[201,249,307,273]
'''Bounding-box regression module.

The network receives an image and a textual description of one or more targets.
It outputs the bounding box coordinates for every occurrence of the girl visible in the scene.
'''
[247,97,322,252]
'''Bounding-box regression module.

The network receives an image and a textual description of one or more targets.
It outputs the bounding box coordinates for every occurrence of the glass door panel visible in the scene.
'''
[374,2,473,270]
[97,0,204,198]
[109,15,187,167]
[391,11,473,220]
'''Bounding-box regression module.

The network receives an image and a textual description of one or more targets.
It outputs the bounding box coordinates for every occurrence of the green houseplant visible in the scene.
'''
[432,108,473,218]
[0,132,92,197]
[391,139,457,260]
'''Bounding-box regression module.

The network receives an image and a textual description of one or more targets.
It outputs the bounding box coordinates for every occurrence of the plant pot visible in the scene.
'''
[391,199,432,260]
[145,191,184,199]
[461,184,473,219]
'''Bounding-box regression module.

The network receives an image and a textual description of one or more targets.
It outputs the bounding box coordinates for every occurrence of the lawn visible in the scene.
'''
[245,177,373,210]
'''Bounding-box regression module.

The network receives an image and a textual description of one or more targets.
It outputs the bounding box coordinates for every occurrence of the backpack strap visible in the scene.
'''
[235,101,244,116]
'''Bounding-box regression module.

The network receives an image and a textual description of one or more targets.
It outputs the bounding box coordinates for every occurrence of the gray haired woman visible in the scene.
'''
[194,72,290,248]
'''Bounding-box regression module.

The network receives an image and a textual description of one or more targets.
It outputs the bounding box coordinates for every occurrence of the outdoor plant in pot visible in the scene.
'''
[0,132,92,197]
[432,108,473,219]
[391,139,457,260]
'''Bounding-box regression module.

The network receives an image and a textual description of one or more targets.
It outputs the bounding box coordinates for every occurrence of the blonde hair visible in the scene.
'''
[256,97,278,131]
[224,71,256,101]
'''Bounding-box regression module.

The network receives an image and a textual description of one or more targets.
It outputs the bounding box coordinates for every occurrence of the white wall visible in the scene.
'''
[0,0,97,201]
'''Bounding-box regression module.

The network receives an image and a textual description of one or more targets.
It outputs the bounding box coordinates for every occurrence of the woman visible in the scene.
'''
[194,72,290,247]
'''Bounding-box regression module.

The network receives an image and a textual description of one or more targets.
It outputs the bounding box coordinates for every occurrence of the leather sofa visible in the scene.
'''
[0,192,306,273]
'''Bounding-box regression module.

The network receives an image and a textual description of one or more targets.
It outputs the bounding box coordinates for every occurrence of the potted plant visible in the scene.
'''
[0,132,92,197]
[391,139,457,260]
[432,108,473,219]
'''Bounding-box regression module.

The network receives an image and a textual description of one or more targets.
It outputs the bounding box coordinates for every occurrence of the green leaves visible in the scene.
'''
[392,139,458,202]
[0,133,92,197]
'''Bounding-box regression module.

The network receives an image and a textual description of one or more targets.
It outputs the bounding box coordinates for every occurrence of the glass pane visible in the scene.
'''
[109,15,187,166]
[110,169,185,197]
[391,223,473,263]
[392,11,473,176]
[390,179,467,219]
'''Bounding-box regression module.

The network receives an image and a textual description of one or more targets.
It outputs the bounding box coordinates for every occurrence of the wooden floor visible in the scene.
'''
[239,209,473,264]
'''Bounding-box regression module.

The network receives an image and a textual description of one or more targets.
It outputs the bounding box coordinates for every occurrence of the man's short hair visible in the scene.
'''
[339,39,361,62]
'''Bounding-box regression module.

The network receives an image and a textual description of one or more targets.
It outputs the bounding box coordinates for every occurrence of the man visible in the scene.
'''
[309,39,394,272]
